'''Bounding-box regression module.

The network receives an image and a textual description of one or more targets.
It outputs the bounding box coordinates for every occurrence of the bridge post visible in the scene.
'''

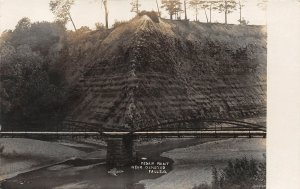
[106,135,136,167]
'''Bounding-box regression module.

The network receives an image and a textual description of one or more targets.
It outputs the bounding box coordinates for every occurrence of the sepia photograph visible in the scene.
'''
[0,0,297,188]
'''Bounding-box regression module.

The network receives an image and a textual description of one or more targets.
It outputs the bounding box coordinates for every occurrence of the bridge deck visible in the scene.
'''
[0,130,266,138]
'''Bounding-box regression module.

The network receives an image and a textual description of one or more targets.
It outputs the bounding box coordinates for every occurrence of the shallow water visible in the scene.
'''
[1,155,173,189]
[0,138,209,189]
[0,157,8,165]
[0,138,265,189]
[141,138,266,189]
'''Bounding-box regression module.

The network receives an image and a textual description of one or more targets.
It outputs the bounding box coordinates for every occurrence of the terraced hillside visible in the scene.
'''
[64,15,267,131]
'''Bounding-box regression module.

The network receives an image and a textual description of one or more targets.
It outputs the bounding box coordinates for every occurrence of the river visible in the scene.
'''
[0,138,265,189]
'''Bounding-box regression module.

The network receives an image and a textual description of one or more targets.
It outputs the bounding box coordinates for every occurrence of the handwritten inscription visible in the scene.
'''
[131,161,170,174]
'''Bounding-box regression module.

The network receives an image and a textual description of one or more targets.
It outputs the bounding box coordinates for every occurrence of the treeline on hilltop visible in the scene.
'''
[49,0,267,32]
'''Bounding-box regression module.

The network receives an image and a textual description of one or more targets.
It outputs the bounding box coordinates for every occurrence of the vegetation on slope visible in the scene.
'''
[0,17,115,131]
[65,15,266,130]
[0,18,68,130]
[0,14,266,131]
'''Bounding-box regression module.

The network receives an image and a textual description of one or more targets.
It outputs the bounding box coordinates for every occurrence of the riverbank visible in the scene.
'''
[140,138,266,189]
[0,138,92,181]
[0,137,265,189]
[0,137,216,189]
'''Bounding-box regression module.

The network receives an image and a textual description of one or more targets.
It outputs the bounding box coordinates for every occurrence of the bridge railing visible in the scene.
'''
[62,118,266,134]
[0,117,266,139]
[133,118,266,133]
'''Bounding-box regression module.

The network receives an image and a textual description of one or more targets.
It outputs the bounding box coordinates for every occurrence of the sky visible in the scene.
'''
[0,0,267,33]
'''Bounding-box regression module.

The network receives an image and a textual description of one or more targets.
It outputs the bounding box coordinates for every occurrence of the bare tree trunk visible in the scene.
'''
[209,4,212,23]
[196,7,198,21]
[239,6,242,23]
[184,0,187,20]
[155,0,160,17]
[68,13,77,31]
[225,10,227,24]
[239,1,242,24]
[102,0,109,29]
[204,8,209,23]
[137,0,139,13]
[225,0,227,24]
[225,0,228,24]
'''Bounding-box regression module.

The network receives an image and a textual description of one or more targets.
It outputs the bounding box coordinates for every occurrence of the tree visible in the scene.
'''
[189,0,205,22]
[0,19,68,131]
[174,3,183,20]
[200,1,209,23]
[14,17,31,32]
[190,0,214,23]
[161,0,182,20]
[102,0,109,29]
[131,0,141,14]
[257,0,267,11]
[49,0,77,31]
[189,0,201,21]
[201,0,219,23]
[216,0,237,24]
[256,0,267,25]
[183,0,188,20]
[237,0,246,24]
[156,0,161,17]
[94,0,109,29]
[10,20,66,56]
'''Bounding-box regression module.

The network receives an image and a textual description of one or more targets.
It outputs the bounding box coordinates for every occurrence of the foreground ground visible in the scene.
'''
[0,138,88,181]
[141,138,266,189]
[0,137,265,189]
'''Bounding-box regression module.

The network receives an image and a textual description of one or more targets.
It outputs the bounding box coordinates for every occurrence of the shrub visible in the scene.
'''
[112,20,129,29]
[95,22,106,31]
[192,157,266,189]
[238,18,250,25]
[138,11,160,23]
[215,157,266,189]
[192,184,211,189]
[67,26,92,42]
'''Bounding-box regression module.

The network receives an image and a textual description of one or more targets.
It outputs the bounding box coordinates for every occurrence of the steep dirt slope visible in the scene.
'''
[64,15,267,131]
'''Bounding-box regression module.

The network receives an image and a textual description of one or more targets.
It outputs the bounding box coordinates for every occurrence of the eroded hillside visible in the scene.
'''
[64,15,267,131]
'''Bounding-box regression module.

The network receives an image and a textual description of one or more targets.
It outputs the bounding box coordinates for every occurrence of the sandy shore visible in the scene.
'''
[0,138,103,181]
